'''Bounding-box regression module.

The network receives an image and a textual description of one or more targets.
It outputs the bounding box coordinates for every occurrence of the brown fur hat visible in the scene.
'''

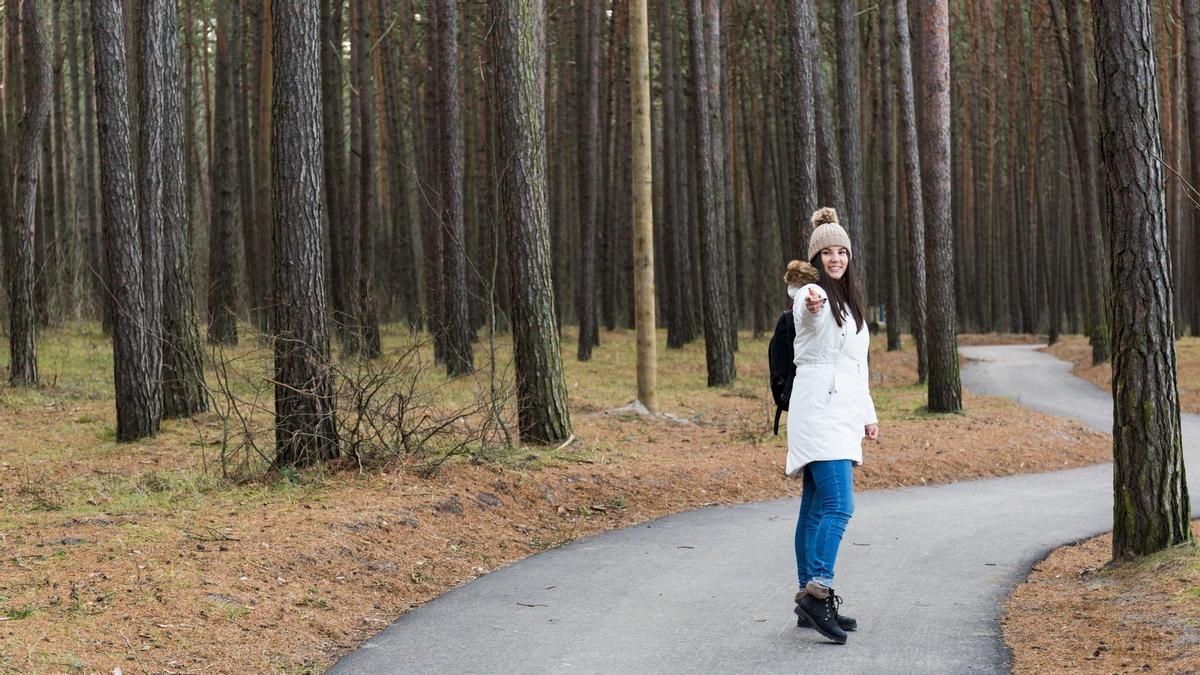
[784,260,820,286]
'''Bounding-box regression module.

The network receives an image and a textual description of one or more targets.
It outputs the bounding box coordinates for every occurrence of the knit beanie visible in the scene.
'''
[807,207,853,262]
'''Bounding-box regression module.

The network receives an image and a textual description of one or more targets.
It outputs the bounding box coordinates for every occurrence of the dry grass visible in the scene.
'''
[0,326,1111,673]
[1004,522,1200,674]
[1043,335,1200,415]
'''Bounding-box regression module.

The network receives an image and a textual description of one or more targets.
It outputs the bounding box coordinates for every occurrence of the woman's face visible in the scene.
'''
[820,247,849,280]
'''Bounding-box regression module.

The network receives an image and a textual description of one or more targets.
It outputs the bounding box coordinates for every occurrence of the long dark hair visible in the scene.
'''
[811,254,867,333]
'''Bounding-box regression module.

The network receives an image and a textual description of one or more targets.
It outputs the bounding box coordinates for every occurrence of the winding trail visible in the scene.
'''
[329,345,1199,674]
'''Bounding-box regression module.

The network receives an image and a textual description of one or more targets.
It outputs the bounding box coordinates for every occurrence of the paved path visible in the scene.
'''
[329,345,1199,674]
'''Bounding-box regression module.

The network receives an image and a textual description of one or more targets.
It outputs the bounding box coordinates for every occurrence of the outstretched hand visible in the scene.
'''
[805,287,825,315]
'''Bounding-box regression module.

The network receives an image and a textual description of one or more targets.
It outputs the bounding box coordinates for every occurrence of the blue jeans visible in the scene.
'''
[795,459,855,590]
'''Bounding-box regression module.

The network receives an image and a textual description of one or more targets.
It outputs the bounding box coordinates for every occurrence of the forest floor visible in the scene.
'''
[998,335,1200,673]
[0,325,1118,673]
[1003,522,1200,674]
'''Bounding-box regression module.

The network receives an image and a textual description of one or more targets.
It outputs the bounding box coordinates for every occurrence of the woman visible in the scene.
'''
[785,207,879,645]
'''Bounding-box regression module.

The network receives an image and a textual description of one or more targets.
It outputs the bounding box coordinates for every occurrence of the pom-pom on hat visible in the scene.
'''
[784,260,820,286]
[807,207,853,262]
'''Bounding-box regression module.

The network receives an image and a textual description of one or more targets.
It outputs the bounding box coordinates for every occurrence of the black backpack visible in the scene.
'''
[768,309,796,435]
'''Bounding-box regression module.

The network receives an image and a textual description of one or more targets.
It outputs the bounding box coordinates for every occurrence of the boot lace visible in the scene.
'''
[825,592,843,619]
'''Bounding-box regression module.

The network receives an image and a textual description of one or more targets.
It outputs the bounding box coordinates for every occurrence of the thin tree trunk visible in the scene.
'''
[836,0,866,302]
[431,0,473,375]
[914,0,960,411]
[161,0,208,418]
[786,0,817,258]
[254,0,274,335]
[355,0,381,357]
[8,0,51,385]
[688,0,734,386]
[271,0,338,467]
[94,0,159,440]
[494,0,573,443]
[1184,0,1200,335]
[207,0,241,344]
[321,0,351,348]
[881,0,902,352]
[631,0,656,410]
[895,0,928,382]
[136,0,168,427]
[575,0,600,360]
[1093,0,1191,558]
[1068,0,1110,363]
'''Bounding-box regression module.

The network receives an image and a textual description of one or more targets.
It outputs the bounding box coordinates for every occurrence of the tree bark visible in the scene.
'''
[1093,0,1191,558]
[207,0,241,345]
[161,0,208,418]
[786,0,817,259]
[914,0,961,412]
[1067,0,1111,364]
[431,0,473,375]
[137,0,169,427]
[352,0,381,357]
[94,0,159,440]
[881,0,902,352]
[320,0,351,349]
[494,0,573,444]
[836,0,867,301]
[575,0,600,360]
[271,0,339,467]
[895,0,928,382]
[688,0,734,386]
[377,0,421,330]
[1184,0,1200,336]
[630,0,657,411]
[8,0,51,386]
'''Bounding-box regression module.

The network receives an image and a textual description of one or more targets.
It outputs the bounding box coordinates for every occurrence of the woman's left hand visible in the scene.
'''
[865,424,879,441]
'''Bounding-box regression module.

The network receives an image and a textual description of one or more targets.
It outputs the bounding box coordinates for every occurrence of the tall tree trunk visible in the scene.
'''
[207,0,241,345]
[881,0,902,352]
[81,0,106,326]
[355,0,381,357]
[914,0,960,411]
[494,0,573,443]
[8,0,51,386]
[575,0,600,360]
[661,2,696,349]
[320,0,350,348]
[431,0,473,375]
[161,0,208,418]
[1067,0,1110,364]
[254,0,274,335]
[50,5,70,320]
[66,0,86,317]
[94,0,159,440]
[895,0,928,382]
[271,0,338,467]
[136,0,169,428]
[1093,0,1191,559]
[688,0,734,386]
[1184,0,1200,336]
[631,0,657,410]
[786,0,817,258]
[378,0,420,330]
[836,0,867,302]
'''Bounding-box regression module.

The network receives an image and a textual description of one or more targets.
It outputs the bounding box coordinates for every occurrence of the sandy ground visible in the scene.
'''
[0,330,1112,673]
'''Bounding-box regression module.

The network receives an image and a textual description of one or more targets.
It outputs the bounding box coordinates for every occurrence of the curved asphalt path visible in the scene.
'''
[329,345,1199,674]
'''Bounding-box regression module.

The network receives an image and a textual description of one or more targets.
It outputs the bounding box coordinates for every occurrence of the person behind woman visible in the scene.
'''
[785,207,879,645]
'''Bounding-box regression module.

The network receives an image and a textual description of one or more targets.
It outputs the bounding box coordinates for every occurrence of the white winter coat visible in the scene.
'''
[784,283,878,477]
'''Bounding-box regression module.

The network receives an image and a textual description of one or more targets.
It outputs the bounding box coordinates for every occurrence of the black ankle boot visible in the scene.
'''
[796,588,848,644]
[794,591,857,631]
